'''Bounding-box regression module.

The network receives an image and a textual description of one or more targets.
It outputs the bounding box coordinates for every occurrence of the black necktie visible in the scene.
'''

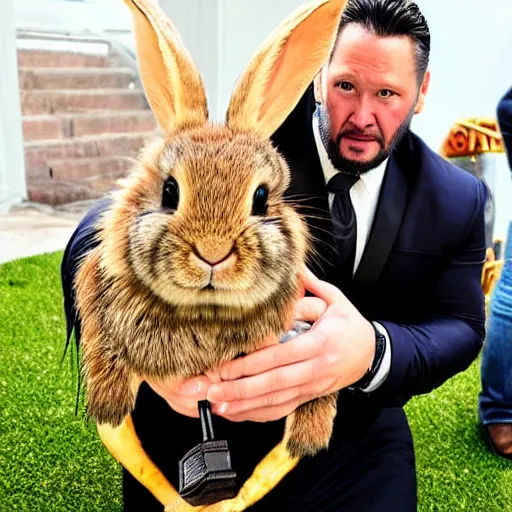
[327,172,359,290]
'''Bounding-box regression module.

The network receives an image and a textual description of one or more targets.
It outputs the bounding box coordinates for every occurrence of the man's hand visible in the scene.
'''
[145,334,280,418]
[146,375,214,418]
[146,267,375,422]
[206,267,376,422]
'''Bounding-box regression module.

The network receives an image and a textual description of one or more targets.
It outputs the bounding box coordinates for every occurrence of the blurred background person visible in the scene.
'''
[479,85,512,460]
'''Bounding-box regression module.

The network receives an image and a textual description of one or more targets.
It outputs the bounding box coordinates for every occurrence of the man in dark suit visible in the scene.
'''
[61,0,487,510]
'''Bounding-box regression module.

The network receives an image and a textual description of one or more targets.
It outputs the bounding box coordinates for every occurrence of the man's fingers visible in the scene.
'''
[208,356,326,403]
[212,387,302,417]
[211,377,334,416]
[145,375,215,418]
[146,381,207,418]
[172,376,212,397]
[217,331,320,381]
[299,266,347,306]
[294,296,327,322]
[218,398,304,423]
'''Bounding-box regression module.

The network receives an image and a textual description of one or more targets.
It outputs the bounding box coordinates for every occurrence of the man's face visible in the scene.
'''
[318,24,430,173]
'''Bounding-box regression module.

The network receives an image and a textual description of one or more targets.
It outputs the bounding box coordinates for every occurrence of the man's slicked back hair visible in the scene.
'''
[335,0,430,83]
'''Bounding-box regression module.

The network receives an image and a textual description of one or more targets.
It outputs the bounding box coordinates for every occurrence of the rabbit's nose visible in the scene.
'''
[194,239,234,266]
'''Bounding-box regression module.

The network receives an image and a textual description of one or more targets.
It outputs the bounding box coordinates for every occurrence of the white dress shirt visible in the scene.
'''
[312,114,392,393]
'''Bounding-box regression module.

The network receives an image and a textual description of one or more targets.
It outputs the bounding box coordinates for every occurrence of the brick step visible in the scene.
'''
[21,89,148,115]
[18,67,136,90]
[22,115,63,141]
[22,111,157,141]
[24,132,154,178]
[27,177,121,206]
[17,48,116,68]
[45,156,134,181]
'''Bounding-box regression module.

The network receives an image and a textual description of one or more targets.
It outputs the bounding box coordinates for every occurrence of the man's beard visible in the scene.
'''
[317,104,414,176]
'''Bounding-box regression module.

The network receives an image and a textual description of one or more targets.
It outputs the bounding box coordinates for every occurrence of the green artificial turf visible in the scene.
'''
[0,252,511,511]
[406,368,512,511]
[0,253,122,512]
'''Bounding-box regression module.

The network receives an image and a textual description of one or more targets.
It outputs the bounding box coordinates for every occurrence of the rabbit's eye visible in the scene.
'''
[252,185,269,216]
[162,176,179,211]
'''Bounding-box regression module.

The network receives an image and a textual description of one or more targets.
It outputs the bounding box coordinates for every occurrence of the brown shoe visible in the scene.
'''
[487,424,512,458]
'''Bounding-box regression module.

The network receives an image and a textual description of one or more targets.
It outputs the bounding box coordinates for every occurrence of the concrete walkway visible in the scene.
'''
[0,200,91,264]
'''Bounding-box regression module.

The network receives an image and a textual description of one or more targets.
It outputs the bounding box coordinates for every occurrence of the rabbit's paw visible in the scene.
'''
[284,393,337,458]
[164,500,201,512]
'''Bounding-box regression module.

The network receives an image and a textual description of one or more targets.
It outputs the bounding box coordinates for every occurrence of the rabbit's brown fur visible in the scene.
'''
[77,127,316,436]
[75,127,338,456]
[75,0,346,472]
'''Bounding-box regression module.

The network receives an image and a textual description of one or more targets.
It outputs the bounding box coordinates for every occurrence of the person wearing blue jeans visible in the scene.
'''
[479,86,512,459]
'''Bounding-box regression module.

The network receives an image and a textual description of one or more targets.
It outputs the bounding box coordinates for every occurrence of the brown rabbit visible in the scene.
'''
[74,0,347,510]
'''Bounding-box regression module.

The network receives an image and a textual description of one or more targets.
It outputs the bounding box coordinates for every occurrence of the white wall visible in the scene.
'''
[14,0,132,32]
[157,1,222,121]
[159,0,304,122]
[411,0,512,240]
[217,0,304,120]
[1,0,26,212]
[411,0,512,151]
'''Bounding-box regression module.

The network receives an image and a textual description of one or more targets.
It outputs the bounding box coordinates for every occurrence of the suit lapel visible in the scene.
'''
[271,86,416,300]
[351,133,415,302]
[272,86,337,283]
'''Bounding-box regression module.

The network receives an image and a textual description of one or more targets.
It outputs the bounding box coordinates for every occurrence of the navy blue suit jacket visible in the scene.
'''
[271,85,487,407]
[61,85,487,507]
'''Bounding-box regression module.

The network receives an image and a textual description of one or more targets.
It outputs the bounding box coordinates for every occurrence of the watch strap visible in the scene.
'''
[348,323,386,391]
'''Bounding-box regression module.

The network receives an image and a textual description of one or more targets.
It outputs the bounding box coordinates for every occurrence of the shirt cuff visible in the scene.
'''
[361,322,392,393]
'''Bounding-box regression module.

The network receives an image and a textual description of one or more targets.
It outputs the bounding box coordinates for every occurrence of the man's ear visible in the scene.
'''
[414,69,430,114]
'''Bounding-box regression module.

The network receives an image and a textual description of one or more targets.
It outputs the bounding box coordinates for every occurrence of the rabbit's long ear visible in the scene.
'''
[123,0,208,133]
[226,0,346,139]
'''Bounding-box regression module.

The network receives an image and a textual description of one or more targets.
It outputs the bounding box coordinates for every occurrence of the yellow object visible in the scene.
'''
[164,443,300,512]
[440,118,504,158]
[99,414,300,512]
[482,245,504,315]
[97,416,186,509]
